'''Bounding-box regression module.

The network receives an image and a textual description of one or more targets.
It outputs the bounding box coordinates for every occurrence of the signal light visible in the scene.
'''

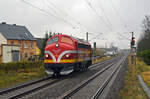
[131,37,135,46]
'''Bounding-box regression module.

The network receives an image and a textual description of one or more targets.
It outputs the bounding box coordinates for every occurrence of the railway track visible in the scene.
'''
[59,56,126,99]
[0,56,120,99]
[91,57,126,99]
[0,77,62,99]
[89,56,121,70]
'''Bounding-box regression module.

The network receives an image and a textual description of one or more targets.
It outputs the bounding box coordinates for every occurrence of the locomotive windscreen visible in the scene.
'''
[61,36,73,45]
[48,36,59,45]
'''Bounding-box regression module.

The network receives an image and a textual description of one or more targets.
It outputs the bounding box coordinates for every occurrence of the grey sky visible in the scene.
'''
[0,0,150,49]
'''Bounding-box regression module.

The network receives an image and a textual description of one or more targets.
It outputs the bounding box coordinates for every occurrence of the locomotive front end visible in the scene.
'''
[44,35,76,76]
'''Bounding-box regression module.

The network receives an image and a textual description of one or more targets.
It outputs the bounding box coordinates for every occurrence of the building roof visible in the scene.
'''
[0,22,36,41]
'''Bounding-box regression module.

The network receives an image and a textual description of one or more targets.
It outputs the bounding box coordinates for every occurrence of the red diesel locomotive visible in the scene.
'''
[44,34,92,76]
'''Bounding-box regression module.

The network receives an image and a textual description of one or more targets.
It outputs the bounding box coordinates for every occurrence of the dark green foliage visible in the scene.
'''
[138,49,150,65]
[137,15,150,65]
[0,61,43,72]
[40,31,54,59]
[40,31,61,59]
[137,16,150,52]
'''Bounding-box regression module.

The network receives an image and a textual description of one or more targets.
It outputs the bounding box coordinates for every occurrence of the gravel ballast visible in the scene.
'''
[104,57,128,99]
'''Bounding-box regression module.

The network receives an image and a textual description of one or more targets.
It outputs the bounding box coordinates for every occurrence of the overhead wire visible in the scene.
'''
[46,0,101,34]
[84,0,113,32]
[22,0,115,42]
[117,33,130,41]
[46,0,68,17]
[42,0,88,33]
[46,0,86,32]
[88,33,103,42]
[43,0,62,17]
[109,0,130,31]
[97,0,114,30]
[108,0,131,48]
[22,0,104,40]
[21,0,76,29]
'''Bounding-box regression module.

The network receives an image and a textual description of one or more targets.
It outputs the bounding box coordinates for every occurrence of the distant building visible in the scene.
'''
[104,47,118,56]
[0,22,37,63]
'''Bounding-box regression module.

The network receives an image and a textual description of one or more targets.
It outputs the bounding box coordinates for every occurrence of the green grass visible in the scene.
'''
[0,66,46,90]
[137,59,150,89]
[119,56,148,99]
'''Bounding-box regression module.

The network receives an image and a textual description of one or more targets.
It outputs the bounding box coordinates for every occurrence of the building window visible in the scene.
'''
[30,43,33,49]
[30,52,33,55]
[24,44,28,48]
[25,53,28,58]
[11,41,14,45]
[18,43,22,47]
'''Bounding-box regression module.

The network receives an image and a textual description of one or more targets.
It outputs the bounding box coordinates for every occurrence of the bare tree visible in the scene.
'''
[138,15,150,52]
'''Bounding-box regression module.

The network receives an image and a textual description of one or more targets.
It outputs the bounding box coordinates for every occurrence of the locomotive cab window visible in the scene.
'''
[78,43,90,49]
[61,36,73,45]
[48,36,58,45]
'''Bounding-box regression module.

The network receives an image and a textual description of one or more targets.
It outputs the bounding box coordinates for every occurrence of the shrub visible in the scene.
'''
[0,61,43,72]
[138,49,150,65]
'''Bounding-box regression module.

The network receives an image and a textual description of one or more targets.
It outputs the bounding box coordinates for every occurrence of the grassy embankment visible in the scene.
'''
[0,61,46,90]
[141,63,150,89]
[120,56,150,99]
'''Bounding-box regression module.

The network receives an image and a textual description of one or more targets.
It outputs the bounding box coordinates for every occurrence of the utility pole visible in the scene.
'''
[93,42,96,57]
[86,32,88,42]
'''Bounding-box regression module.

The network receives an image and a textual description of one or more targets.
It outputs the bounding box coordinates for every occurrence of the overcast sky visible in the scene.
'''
[0,0,150,49]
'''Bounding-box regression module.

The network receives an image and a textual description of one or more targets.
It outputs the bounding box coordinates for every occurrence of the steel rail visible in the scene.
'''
[0,76,51,95]
[8,79,61,99]
[91,57,126,99]
[89,56,120,69]
[0,76,62,99]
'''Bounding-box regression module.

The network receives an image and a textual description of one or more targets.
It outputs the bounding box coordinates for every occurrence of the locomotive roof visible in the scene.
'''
[61,34,91,45]
[72,36,91,45]
[51,34,91,45]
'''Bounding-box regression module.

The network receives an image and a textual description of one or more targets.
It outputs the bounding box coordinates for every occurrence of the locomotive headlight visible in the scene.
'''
[56,43,59,47]
[45,54,49,58]
[65,54,70,58]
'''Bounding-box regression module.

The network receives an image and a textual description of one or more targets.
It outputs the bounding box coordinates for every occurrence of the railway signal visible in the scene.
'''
[131,37,135,47]
[130,32,136,65]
